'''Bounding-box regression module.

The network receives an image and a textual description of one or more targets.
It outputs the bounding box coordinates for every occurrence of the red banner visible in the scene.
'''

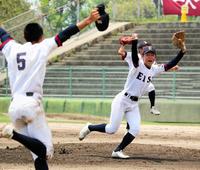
[163,0,200,16]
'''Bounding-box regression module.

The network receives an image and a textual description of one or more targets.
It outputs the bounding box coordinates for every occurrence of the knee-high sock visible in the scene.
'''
[88,123,106,132]
[34,157,48,170]
[12,131,46,159]
[148,90,155,108]
[114,132,135,152]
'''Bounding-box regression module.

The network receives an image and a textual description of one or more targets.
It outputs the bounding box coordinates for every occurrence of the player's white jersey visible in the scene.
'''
[2,38,57,98]
[123,52,165,97]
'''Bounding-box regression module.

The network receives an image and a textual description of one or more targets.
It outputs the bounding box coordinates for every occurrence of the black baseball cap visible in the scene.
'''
[143,46,156,55]
[137,40,151,49]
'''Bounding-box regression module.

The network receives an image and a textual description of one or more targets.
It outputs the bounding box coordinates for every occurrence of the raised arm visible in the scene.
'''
[131,36,139,67]
[118,33,138,66]
[164,50,185,71]
[164,31,186,71]
[55,8,100,46]
[77,9,100,30]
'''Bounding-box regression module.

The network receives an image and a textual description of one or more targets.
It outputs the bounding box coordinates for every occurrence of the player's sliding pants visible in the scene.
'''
[8,95,53,160]
[105,92,141,137]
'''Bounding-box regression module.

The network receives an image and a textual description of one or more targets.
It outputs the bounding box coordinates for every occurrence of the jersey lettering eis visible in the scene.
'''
[122,52,165,97]
[2,38,57,98]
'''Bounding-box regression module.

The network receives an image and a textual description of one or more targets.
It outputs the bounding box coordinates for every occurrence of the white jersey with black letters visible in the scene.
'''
[123,52,165,97]
[104,51,166,138]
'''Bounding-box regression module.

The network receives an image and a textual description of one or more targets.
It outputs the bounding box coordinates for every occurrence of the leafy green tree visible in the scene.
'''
[39,0,113,35]
[0,0,30,24]
[142,0,157,18]
[0,0,34,42]
[40,0,86,35]
[107,0,156,21]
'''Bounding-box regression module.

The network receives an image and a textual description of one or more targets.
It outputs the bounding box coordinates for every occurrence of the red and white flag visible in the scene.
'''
[163,0,200,16]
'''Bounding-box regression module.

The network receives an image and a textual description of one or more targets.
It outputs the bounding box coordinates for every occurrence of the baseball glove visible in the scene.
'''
[172,31,186,52]
[119,36,133,45]
[95,4,109,31]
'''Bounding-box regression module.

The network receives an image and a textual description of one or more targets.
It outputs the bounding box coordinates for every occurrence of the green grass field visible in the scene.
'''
[0,97,200,124]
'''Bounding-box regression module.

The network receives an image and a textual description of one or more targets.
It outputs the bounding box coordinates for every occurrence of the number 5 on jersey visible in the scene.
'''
[17,52,26,70]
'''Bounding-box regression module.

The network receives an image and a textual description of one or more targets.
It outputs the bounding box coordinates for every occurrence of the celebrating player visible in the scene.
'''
[120,37,180,131]
[79,32,186,159]
[0,8,101,170]
[119,37,179,116]
[137,40,160,115]
[119,36,161,115]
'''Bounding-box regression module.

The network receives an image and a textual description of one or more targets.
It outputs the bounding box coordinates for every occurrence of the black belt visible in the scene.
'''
[124,92,138,101]
[11,92,34,101]
[26,92,34,96]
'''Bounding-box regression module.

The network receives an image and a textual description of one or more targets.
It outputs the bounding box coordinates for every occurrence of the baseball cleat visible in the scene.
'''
[79,123,91,141]
[0,124,14,139]
[111,150,130,159]
[150,106,160,115]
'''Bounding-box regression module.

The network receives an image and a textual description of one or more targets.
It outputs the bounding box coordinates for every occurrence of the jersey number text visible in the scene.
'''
[17,52,26,70]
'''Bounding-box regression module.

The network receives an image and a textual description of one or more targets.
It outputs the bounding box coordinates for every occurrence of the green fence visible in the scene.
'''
[45,66,200,99]
[1,66,200,99]
[0,97,200,123]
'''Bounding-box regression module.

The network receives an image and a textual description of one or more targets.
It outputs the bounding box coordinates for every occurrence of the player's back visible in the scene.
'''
[2,38,57,98]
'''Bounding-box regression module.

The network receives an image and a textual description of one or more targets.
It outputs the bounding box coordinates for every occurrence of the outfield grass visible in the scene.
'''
[0,98,200,124]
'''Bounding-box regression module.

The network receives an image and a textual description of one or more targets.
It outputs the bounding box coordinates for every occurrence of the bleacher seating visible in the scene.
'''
[1,22,200,99]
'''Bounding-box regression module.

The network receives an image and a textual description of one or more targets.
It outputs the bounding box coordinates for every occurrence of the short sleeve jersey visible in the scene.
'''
[1,38,57,98]
[123,52,165,97]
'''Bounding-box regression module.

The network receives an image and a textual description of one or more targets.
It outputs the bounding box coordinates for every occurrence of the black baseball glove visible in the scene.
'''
[95,4,109,31]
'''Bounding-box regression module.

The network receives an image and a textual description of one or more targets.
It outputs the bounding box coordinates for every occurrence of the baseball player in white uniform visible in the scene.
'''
[0,9,100,170]
[126,39,179,130]
[137,40,160,115]
[79,34,186,159]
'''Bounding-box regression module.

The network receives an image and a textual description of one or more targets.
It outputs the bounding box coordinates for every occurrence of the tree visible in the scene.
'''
[152,0,162,16]
[106,0,156,21]
[0,0,30,24]
[0,0,35,42]
[40,0,86,35]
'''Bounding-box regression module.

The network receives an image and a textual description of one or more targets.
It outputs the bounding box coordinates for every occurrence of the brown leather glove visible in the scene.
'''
[172,31,186,53]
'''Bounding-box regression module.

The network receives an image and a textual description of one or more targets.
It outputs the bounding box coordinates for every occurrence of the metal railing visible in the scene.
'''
[1,66,200,99]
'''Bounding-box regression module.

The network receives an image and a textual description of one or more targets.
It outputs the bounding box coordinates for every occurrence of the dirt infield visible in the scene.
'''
[0,114,200,170]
